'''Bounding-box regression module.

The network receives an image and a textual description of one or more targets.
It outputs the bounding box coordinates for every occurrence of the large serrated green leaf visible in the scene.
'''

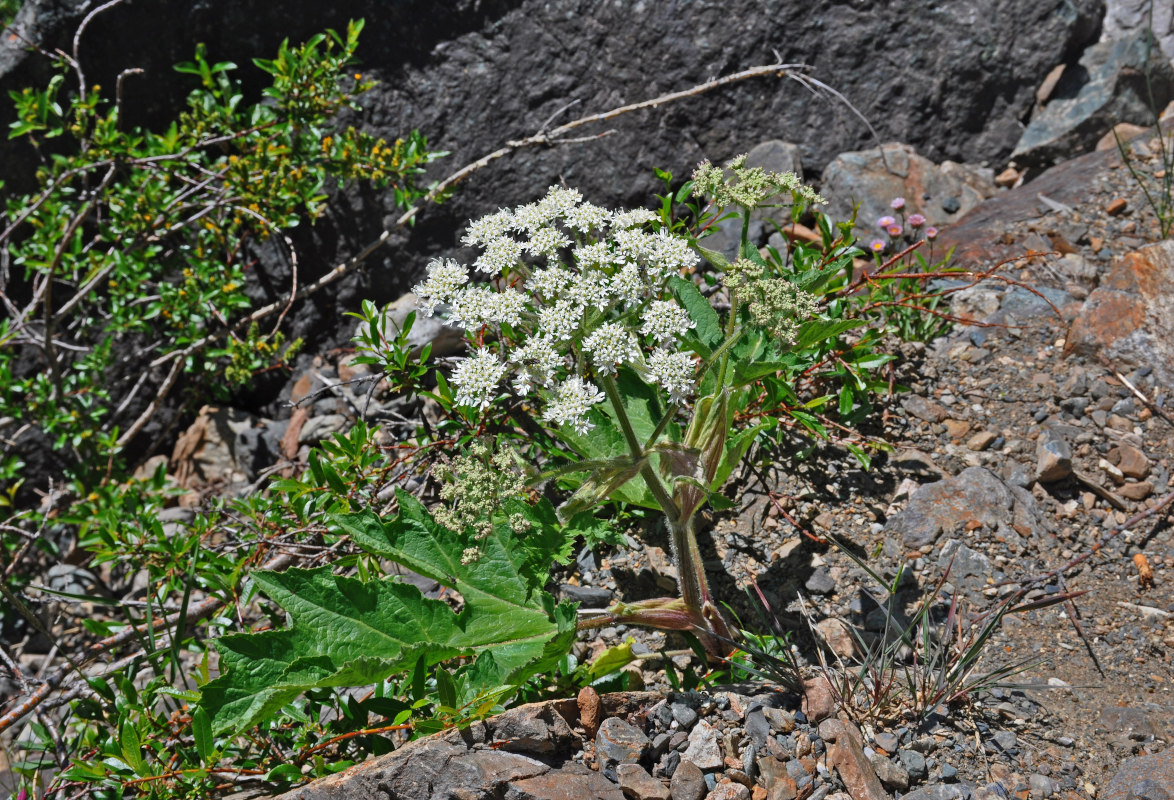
[199,491,574,734]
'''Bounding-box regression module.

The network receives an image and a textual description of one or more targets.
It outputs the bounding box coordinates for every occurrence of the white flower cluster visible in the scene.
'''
[411,186,703,433]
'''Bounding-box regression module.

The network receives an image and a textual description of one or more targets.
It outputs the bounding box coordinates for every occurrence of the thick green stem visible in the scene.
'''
[598,373,680,524]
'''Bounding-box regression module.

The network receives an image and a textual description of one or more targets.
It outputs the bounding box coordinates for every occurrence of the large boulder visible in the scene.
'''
[1064,239,1174,388]
[1013,32,1174,167]
[0,0,1104,305]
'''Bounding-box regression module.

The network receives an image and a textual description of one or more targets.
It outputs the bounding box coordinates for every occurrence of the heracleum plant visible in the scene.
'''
[412,159,826,654]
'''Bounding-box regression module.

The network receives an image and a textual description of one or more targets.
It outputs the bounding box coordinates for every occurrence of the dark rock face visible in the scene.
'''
[1,0,1104,302]
[1012,32,1174,167]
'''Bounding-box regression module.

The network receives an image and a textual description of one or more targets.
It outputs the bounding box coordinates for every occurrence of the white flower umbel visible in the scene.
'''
[641,299,695,342]
[474,236,524,275]
[538,299,585,342]
[451,348,508,410]
[511,335,561,394]
[461,209,515,247]
[583,322,640,375]
[412,258,469,316]
[542,376,606,434]
[564,202,610,234]
[647,349,697,403]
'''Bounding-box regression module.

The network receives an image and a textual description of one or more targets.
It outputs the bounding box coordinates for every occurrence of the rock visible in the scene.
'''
[1013,33,1174,166]
[942,419,972,440]
[899,748,928,781]
[800,674,838,723]
[938,539,993,583]
[761,707,795,734]
[560,584,613,608]
[1110,444,1151,479]
[902,787,968,800]
[578,687,602,739]
[1035,427,1074,483]
[669,759,708,800]
[821,720,889,800]
[298,413,349,446]
[1065,240,1174,388]
[872,732,899,754]
[1096,121,1152,150]
[682,720,724,770]
[868,754,910,791]
[597,717,650,777]
[170,405,278,489]
[489,702,579,756]
[616,763,670,800]
[902,395,952,423]
[1102,749,1174,800]
[821,142,997,234]
[1120,481,1154,500]
[967,430,999,451]
[884,466,1044,549]
[804,567,836,595]
[815,618,860,660]
[509,764,627,800]
[671,703,699,730]
[706,783,751,800]
[1102,0,1174,64]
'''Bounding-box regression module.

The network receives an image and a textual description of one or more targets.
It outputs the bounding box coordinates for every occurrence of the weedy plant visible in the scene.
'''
[201,154,972,736]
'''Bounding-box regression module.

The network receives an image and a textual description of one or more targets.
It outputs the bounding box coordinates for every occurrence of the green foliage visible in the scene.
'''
[0,18,441,486]
[201,490,577,734]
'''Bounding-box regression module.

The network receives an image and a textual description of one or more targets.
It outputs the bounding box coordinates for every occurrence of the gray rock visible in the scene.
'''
[596,716,650,779]
[681,720,723,770]
[1102,0,1174,63]
[938,539,993,582]
[744,707,771,748]
[1029,773,1059,798]
[1035,426,1073,483]
[506,763,626,800]
[616,763,670,800]
[669,759,707,800]
[902,787,968,800]
[822,143,997,236]
[558,583,613,607]
[670,702,699,730]
[884,466,1044,549]
[869,754,910,791]
[1014,32,1174,166]
[488,703,579,756]
[872,732,899,754]
[804,567,836,595]
[898,748,928,781]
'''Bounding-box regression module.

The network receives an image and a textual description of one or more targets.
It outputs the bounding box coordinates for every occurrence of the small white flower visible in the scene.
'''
[451,348,508,410]
[491,288,528,326]
[564,202,610,233]
[649,230,700,278]
[565,270,612,312]
[511,335,562,394]
[538,299,585,341]
[462,209,515,247]
[538,185,584,218]
[526,226,572,257]
[574,241,612,270]
[583,322,641,375]
[527,266,571,298]
[512,202,554,233]
[613,227,657,264]
[474,236,524,275]
[610,208,657,229]
[640,299,694,342]
[447,286,499,329]
[542,376,606,434]
[609,262,647,307]
[646,349,696,403]
[413,258,469,316]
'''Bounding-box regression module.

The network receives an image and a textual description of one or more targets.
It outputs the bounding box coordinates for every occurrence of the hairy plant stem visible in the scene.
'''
[598,372,711,623]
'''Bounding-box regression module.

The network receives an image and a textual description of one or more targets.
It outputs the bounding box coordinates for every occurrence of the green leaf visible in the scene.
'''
[191,707,214,761]
[794,318,864,350]
[586,638,637,681]
[199,491,574,734]
[670,275,722,350]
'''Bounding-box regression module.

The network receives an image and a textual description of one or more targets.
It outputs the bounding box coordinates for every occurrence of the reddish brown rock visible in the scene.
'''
[1119,481,1153,501]
[1065,240,1174,388]
[820,720,889,800]
[800,674,838,723]
[578,686,602,738]
[1109,444,1150,479]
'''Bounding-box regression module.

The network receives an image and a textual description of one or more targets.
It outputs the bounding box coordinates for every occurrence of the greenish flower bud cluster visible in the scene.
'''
[691,153,825,210]
[433,439,530,564]
[725,258,819,344]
